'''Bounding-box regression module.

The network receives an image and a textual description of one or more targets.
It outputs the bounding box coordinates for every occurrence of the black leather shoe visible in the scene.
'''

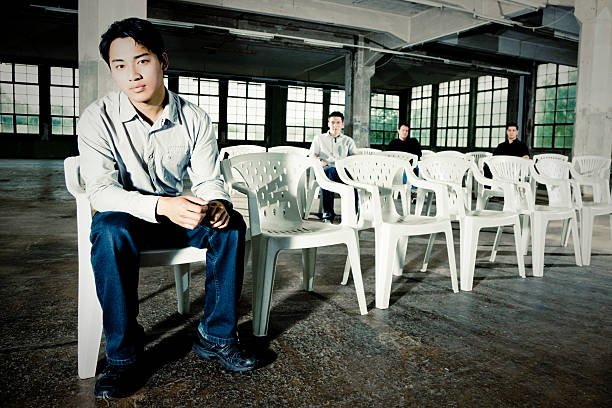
[192,332,259,372]
[94,362,144,399]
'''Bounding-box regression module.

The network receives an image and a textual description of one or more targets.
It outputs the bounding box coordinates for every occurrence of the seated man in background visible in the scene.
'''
[493,122,530,158]
[387,122,422,189]
[386,122,422,160]
[485,122,530,178]
[309,111,356,223]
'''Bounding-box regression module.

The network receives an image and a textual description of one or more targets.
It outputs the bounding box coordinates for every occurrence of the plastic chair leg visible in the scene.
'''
[561,218,570,247]
[425,192,434,216]
[78,264,103,379]
[341,230,361,285]
[244,239,252,273]
[531,215,547,277]
[375,228,396,309]
[346,230,368,315]
[459,220,479,292]
[580,208,593,266]
[421,233,437,272]
[489,226,503,263]
[521,214,531,256]
[394,236,408,276]
[443,225,459,293]
[301,247,317,291]
[512,220,526,279]
[415,190,426,216]
[569,215,582,266]
[173,264,190,314]
[251,237,278,337]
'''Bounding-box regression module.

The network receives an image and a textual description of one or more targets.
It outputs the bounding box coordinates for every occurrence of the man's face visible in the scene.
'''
[108,37,167,105]
[398,125,409,141]
[506,126,519,142]
[328,116,344,137]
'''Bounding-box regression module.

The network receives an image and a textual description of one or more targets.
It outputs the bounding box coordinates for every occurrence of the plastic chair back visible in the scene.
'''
[268,146,310,156]
[419,156,471,215]
[221,152,313,235]
[355,147,383,155]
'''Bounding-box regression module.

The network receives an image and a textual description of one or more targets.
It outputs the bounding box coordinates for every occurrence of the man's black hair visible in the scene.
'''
[99,17,166,66]
[328,111,344,121]
[506,122,519,130]
[398,121,410,129]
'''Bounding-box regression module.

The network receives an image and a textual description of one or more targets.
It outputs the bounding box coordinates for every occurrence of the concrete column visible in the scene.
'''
[78,0,147,114]
[344,37,380,147]
[572,0,612,158]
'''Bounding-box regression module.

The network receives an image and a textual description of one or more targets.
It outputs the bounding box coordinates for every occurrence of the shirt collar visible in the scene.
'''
[118,89,179,126]
[118,92,139,122]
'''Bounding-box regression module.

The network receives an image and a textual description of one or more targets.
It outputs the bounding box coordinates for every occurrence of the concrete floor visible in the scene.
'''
[0,159,611,407]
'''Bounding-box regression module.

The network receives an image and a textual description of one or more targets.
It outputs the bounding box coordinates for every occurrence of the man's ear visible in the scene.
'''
[161,52,169,71]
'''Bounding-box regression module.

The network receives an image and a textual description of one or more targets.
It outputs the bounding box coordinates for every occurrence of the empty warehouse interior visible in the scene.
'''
[0,0,611,406]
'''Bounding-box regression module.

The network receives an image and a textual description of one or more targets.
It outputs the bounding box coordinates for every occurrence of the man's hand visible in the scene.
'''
[205,200,231,229]
[157,195,208,230]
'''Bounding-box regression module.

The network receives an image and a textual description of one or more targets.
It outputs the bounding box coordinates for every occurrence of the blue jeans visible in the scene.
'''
[90,210,246,366]
[322,166,358,219]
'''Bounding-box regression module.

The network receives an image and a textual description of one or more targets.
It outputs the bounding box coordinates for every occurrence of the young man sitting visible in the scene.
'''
[77,17,259,399]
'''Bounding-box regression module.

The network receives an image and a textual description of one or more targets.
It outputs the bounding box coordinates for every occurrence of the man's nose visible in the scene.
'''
[127,65,142,81]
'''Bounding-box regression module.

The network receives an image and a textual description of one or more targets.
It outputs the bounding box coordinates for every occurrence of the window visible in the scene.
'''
[409,85,432,146]
[534,63,577,149]
[227,80,266,141]
[178,76,220,136]
[370,92,399,145]
[0,63,39,134]
[329,89,345,115]
[475,76,508,148]
[436,79,470,147]
[286,85,323,142]
[50,67,79,136]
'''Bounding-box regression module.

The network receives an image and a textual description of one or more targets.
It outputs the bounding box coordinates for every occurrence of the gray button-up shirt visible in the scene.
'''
[77,90,229,223]
[309,132,356,167]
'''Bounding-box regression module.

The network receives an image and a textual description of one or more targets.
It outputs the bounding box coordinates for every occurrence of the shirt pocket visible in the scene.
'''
[163,144,190,178]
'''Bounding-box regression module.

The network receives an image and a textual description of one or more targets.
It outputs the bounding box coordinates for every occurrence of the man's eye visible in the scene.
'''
[114,64,124,70]
[138,59,149,64]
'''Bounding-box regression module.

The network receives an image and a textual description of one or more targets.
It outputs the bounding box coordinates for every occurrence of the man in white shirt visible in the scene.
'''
[309,111,356,222]
[77,18,259,399]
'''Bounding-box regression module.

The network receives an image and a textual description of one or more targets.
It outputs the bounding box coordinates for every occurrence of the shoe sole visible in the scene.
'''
[191,342,255,372]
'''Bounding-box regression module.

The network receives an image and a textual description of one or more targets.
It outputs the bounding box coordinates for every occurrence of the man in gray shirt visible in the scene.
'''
[309,111,357,222]
[77,18,259,399]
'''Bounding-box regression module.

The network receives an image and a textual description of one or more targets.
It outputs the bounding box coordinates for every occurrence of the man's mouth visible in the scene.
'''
[130,85,146,93]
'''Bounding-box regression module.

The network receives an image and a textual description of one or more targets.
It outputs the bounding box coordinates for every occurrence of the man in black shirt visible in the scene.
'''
[493,123,530,158]
[386,122,422,159]
[484,122,530,178]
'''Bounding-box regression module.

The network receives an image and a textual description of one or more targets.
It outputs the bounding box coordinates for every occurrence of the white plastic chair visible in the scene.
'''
[64,156,207,379]
[221,152,367,337]
[414,151,473,216]
[571,155,611,204]
[458,161,526,290]
[218,145,267,194]
[570,159,612,265]
[268,146,315,219]
[531,155,572,246]
[486,156,582,277]
[336,155,458,310]
[416,155,473,273]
